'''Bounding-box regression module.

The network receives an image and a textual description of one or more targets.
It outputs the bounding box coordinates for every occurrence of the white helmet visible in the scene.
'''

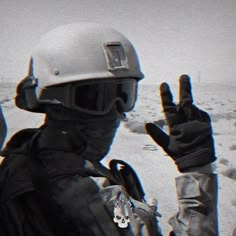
[15,22,144,113]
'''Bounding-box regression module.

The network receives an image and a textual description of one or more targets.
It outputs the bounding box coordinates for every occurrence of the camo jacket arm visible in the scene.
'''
[169,169,219,236]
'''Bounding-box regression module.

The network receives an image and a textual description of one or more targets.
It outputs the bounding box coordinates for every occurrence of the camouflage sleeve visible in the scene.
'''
[168,167,219,236]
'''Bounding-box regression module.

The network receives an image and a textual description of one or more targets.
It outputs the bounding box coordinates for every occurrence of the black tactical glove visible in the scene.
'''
[145,74,216,172]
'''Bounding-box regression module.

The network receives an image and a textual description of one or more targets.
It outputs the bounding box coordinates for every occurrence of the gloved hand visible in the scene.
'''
[145,74,216,172]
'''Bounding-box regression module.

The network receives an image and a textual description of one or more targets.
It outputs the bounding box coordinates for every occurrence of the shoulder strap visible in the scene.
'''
[109,159,146,202]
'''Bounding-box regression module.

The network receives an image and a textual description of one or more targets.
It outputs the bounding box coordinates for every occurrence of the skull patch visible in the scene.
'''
[113,198,133,228]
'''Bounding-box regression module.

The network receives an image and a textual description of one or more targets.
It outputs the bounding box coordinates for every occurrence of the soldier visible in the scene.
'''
[0,23,218,235]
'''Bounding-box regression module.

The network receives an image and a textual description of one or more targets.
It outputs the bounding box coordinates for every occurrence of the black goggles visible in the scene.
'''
[40,78,138,115]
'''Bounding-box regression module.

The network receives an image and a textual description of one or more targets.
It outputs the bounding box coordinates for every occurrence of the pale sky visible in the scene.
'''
[0,0,235,84]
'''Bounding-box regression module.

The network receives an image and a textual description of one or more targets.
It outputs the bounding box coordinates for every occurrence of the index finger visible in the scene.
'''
[160,82,177,126]
[179,74,193,106]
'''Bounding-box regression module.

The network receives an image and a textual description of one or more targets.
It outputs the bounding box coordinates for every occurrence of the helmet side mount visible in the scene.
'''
[15,57,43,113]
[24,57,39,109]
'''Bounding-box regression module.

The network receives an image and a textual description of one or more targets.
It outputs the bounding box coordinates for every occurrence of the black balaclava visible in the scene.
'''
[38,104,121,162]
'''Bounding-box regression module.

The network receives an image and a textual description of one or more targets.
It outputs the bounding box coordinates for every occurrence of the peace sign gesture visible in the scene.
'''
[146,75,216,172]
